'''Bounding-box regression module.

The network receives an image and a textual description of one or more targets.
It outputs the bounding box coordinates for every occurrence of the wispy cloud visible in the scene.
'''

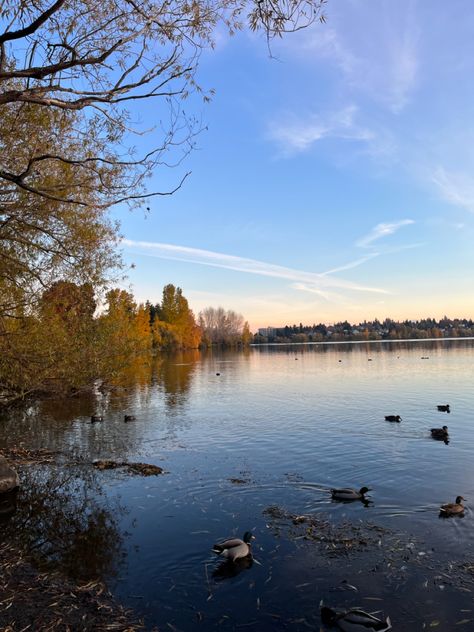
[387,22,419,113]
[432,167,474,213]
[281,6,419,114]
[268,105,376,156]
[356,219,415,248]
[296,27,358,76]
[122,239,388,296]
[321,252,380,276]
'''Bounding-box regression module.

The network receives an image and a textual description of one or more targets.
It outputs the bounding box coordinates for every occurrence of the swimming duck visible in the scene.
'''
[321,606,392,631]
[437,404,450,413]
[124,415,136,422]
[384,415,401,422]
[212,531,255,562]
[431,426,448,439]
[91,415,103,423]
[331,487,371,501]
[440,496,465,516]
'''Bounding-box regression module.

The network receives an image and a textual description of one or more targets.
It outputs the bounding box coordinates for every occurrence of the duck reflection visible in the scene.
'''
[0,488,18,524]
[212,556,254,581]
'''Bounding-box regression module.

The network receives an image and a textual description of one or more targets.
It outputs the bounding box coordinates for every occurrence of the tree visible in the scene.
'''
[199,306,246,346]
[0,0,326,403]
[0,281,100,401]
[40,281,96,323]
[0,86,123,306]
[0,0,326,208]
[241,321,252,346]
[155,284,201,349]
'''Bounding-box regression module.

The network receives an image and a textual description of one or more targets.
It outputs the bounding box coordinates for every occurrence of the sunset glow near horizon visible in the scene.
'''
[115,1,474,330]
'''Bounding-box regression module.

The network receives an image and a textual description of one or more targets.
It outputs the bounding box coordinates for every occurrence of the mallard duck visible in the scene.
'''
[212,531,255,562]
[91,415,103,422]
[431,426,448,439]
[440,496,465,516]
[384,415,401,422]
[321,606,391,631]
[331,487,371,501]
[437,404,450,413]
[124,415,136,422]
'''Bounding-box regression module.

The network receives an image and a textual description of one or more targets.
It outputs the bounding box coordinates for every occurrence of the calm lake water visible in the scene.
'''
[2,340,474,630]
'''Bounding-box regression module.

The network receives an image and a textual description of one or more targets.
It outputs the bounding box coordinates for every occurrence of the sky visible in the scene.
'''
[115,0,474,330]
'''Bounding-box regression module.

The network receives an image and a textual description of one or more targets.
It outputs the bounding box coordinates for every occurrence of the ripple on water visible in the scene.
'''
[3,341,474,631]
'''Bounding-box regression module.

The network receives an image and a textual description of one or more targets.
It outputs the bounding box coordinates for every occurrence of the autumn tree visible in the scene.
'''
[97,289,153,372]
[0,0,326,403]
[153,284,201,349]
[241,321,253,346]
[0,281,100,401]
[0,0,326,208]
[198,306,247,346]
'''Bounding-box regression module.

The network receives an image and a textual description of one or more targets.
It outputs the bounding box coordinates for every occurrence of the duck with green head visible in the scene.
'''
[331,487,371,501]
[212,531,255,562]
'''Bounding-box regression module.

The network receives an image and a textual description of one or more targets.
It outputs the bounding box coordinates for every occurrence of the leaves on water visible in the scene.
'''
[93,460,164,476]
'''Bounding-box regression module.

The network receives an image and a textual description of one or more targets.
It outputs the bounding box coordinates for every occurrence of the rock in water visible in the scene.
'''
[0,457,19,494]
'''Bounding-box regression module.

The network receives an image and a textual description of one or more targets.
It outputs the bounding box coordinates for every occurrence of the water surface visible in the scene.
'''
[2,340,474,630]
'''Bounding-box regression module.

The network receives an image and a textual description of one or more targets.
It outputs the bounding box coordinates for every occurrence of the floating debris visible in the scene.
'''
[0,541,144,631]
[229,478,250,485]
[0,447,57,465]
[93,460,164,476]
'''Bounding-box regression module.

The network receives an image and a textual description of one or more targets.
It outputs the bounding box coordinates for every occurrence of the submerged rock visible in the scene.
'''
[0,457,19,494]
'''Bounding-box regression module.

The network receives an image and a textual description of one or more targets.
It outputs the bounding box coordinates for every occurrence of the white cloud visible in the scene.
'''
[356,219,415,248]
[431,167,474,213]
[122,239,389,296]
[297,27,358,76]
[387,25,419,113]
[268,105,376,156]
[277,5,419,114]
[321,252,380,276]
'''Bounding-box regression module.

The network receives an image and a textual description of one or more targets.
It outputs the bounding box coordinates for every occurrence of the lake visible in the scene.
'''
[1,339,474,630]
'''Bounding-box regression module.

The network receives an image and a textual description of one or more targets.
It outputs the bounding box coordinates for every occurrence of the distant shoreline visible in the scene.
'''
[251,336,474,347]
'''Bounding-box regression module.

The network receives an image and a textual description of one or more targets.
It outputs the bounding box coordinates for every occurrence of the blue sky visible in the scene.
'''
[116,0,474,329]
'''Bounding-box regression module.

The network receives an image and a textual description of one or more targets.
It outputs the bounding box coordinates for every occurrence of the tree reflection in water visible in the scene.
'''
[155,351,200,413]
[0,464,127,582]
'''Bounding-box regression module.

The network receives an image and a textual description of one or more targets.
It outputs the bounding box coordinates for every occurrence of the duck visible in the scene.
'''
[437,404,450,413]
[91,415,103,423]
[124,415,136,422]
[431,425,448,439]
[439,496,465,516]
[212,531,255,562]
[384,415,401,422]
[321,606,392,631]
[331,486,371,501]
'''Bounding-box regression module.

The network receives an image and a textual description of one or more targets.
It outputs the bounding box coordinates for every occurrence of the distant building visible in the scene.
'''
[258,327,276,337]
